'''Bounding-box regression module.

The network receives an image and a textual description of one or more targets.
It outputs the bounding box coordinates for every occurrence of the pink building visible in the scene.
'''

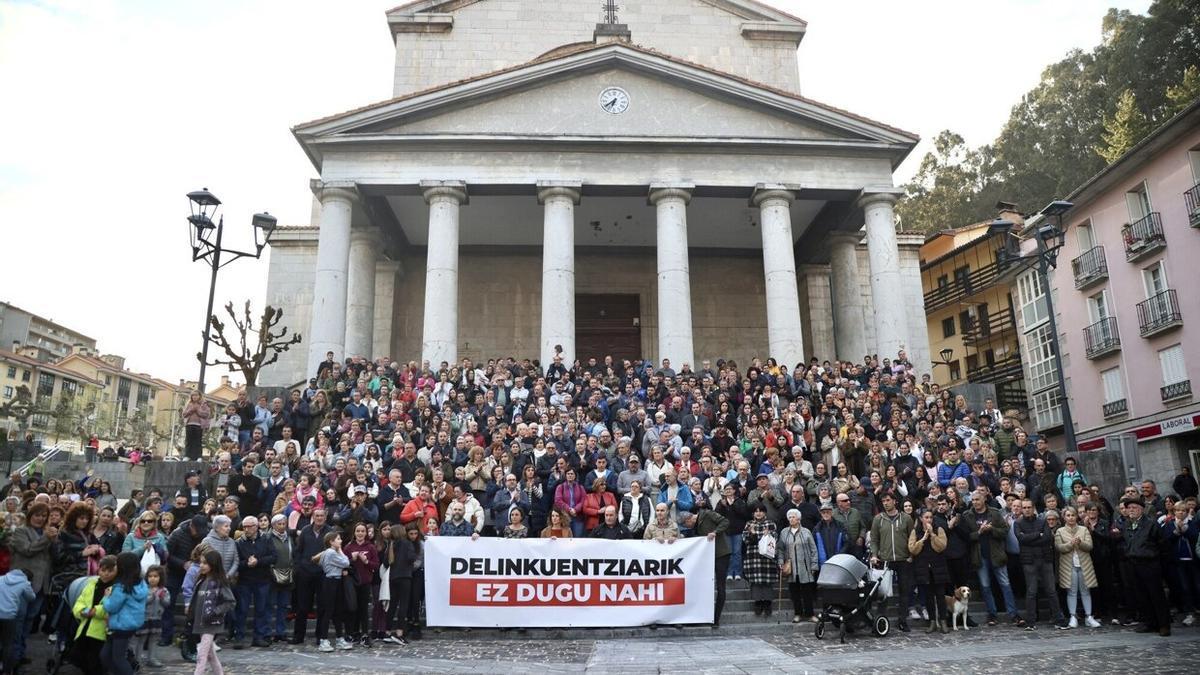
[1014,100,1200,489]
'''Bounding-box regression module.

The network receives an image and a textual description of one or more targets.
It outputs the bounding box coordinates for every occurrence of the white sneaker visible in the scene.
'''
[919,607,930,621]
[318,639,334,653]
[1085,616,1101,628]
[1068,616,1078,629]
[1183,614,1196,627]
[336,637,353,651]
[214,644,222,652]
[909,608,922,620]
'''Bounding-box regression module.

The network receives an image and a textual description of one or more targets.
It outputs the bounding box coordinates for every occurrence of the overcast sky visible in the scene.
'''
[0,0,1151,386]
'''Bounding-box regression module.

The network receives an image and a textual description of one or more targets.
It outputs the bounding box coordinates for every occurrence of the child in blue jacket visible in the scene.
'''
[100,552,148,675]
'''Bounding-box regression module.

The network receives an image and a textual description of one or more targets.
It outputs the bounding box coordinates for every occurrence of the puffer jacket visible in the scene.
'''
[1015,516,1053,564]
[0,569,35,620]
[72,577,111,641]
[201,531,239,579]
[102,580,148,632]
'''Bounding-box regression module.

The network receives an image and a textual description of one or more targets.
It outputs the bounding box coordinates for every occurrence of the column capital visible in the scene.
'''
[537,181,582,205]
[648,183,693,206]
[826,229,864,246]
[349,226,382,247]
[420,180,468,205]
[311,180,359,206]
[750,183,797,207]
[855,186,904,210]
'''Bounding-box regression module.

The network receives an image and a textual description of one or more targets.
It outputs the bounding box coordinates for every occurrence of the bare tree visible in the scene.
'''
[198,301,302,386]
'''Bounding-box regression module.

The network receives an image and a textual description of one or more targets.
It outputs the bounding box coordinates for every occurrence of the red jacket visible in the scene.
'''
[582,491,617,531]
[400,497,439,525]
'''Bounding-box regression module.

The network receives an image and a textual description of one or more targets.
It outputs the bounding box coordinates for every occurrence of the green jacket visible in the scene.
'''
[690,509,731,558]
[870,511,914,562]
[832,506,868,543]
[962,506,1009,568]
[992,427,1016,461]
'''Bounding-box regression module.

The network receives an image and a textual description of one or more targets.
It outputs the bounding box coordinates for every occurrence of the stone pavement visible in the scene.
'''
[30,621,1190,674]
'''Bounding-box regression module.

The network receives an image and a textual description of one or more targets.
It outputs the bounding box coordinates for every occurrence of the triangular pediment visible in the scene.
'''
[294,43,916,160]
[388,0,807,26]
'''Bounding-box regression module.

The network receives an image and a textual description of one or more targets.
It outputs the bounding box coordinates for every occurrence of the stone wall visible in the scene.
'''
[392,0,803,97]
[260,230,318,386]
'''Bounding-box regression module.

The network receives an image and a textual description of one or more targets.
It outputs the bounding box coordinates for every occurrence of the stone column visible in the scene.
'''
[650,185,695,368]
[828,231,867,361]
[306,185,356,378]
[538,183,581,369]
[859,189,909,359]
[344,227,380,360]
[753,187,805,369]
[373,259,402,359]
[420,181,467,367]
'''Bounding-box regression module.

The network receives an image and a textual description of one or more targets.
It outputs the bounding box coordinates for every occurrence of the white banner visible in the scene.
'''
[424,537,715,627]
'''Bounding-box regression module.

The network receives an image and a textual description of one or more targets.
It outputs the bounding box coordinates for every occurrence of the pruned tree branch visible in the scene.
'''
[197,300,303,386]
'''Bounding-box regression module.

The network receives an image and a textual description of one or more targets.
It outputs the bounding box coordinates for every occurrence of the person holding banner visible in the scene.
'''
[682,508,731,628]
[540,508,573,539]
[743,504,779,616]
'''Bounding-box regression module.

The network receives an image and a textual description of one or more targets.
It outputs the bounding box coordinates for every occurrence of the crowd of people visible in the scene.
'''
[0,348,1197,673]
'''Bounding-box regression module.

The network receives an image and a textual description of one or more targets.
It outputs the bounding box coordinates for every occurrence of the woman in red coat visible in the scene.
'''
[582,478,618,533]
[554,468,587,537]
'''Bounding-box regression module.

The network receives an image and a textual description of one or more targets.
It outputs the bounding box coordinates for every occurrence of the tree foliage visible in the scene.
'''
[199,301,302,386]
[898,0,1200,232]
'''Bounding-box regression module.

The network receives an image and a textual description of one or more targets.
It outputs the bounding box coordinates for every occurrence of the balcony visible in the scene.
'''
[1071,246,1108,290]
[1161,379,1192,402]
[1102,398,1129,418]
[1123,212,1166,261]
[966,354,1024,384]
[923,253,1026,312]
[1136,289,1183,337]
[1186,182,1200,228]
[1083,317,1121,359]
[960,306,1018,347]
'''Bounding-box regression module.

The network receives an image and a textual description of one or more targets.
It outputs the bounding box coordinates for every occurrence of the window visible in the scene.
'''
[36,372,55,398]
[61,378,78,399]
[1032,387,1064,429]
[136,383,152,408]
[941,317,956,338]
[117,377,131,403]
[1125,182,1152,221]
[937,274,949,290]
[1101,367,1125,404]
[5,366,14,379]
[1189,149,1200,183]
[20,370,30,382]
[984,348,996,366]
[1088,291,1110,323]
[104,375,112,386]
[965,354,980,373]
[1143,262,1168,297]
[1024,324,1058,393]
[1159,345,1187,385]
[1076,221,1094,251]
[948,360,961,381]
[2,386,12,399]
[1017,269,1047,328]
[958,310,973,334]
[954,266,971,293]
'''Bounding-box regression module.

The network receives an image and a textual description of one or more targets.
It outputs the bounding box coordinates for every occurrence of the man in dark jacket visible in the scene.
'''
[682,509,730,627]
[291,507,332,645]
[163,515,209,646]
[963,491,1018,624]
[1122,497,1171,636]
[227,457,264,517]
[233,516,277,648]
[590,506,631,540]
[1014,499,1064,629]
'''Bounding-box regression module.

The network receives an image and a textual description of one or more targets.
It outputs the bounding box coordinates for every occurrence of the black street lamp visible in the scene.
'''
[186,188,276,394]
[1033,199,1076,453]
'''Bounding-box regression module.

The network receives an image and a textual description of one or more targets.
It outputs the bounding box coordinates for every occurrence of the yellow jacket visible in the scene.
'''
[72,577,109,641]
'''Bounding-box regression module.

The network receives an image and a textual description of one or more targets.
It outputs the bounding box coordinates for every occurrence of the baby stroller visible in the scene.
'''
[813,554,890,643]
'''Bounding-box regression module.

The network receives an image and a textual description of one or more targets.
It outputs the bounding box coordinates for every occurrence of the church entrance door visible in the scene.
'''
[575,294,641,363]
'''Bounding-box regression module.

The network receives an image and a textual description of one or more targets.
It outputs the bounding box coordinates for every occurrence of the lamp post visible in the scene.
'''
[931,347,956,375]
[1033,200,1077,453]
[186,188,276,394]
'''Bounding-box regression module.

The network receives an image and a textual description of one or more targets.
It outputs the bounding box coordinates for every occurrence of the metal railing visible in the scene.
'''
[1136,289,1182,337]
[966,354,1024,384]
[1161,380,1192,401]
[1186,182,1200,227]
[961,306,1018,346]
[923,252,1019,312]
[1102,399,1128,417]
[1083,317,1121,359]
[1071,245,1108,289]
[16,444,63,476]
[1122,212,1165,260]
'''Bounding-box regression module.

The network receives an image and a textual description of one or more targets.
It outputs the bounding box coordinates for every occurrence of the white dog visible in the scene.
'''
[950,586,971,631]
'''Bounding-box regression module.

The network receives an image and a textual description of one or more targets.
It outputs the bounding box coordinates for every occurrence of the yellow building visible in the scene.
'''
[152,376,241,456]
[1,345,104,447]
[920,208,1027,411]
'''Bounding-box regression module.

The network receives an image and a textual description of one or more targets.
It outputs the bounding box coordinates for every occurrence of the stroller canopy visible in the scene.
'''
[817,554,868,588]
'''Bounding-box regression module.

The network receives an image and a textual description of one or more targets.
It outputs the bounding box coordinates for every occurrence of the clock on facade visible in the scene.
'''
[598,86,630,114]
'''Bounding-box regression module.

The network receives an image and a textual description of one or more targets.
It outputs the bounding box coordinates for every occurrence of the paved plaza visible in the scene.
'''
[37,622,1193,674]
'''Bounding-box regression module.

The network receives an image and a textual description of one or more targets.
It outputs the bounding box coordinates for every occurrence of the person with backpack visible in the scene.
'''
[100,551,148,675]
[189,549,236,675]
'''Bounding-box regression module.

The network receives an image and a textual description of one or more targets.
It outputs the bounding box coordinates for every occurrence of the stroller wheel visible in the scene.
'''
[814,621,826,640]
[872,615,890,637]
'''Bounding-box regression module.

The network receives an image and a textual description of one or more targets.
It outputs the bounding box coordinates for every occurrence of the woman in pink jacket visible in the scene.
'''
[554,467,587,537]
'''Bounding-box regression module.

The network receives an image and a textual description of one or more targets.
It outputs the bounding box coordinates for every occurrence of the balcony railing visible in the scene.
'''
[1071,245,1108,290]
[1162,380,1192,401]
[1186,182,1200,228]
[1102,398,1129,418]
[1136,289,1183,337]
[966,354,1024,384]
[960,306,1018,346]
[1123,212,1166,261]
[1083,317,1121,359]
[923,253,1024,312]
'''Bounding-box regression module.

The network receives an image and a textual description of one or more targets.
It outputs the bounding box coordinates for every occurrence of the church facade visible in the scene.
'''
[260,0,931,386]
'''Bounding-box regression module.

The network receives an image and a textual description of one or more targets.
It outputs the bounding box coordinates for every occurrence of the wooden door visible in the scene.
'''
[576,294,641,363]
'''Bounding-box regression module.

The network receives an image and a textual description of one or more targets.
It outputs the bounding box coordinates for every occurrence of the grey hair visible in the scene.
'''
[786,508,802,521]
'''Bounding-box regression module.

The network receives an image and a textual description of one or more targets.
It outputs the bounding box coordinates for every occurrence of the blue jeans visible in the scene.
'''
[234,581,270,642]
[727,534,743,577]
[267,585,291,638]
[14,593,43,663]
[977,556,1019,618]
[569,520,584,538]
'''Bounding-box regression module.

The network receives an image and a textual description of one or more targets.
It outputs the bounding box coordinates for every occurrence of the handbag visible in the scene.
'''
[868,564,894,598]
[139,547,159,576]
[757,532,777,558]
[271,567,294,587]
